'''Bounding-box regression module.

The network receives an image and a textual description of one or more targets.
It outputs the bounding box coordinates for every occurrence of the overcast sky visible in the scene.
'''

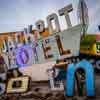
[0,0,100,34]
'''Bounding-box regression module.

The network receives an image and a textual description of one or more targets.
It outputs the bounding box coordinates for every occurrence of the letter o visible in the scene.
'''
[16,45,33,67]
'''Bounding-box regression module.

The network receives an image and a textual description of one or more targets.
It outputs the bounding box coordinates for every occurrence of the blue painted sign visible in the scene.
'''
[66,60,95,97]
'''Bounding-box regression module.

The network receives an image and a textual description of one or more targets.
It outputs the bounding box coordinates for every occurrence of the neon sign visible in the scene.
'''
[15,45,34,67]
[66,60,95,97]
[19,48,29,64]
[46,60,95,96]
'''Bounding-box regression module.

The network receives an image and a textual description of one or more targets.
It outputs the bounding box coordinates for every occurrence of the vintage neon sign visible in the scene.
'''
[66,60,95,97]
[14,24,81,67]
[0,75,29,94]
[47,60,95,96]
[35,4,73,59]
[0,68,30,94]
[47,68,64,91]
[36,4,73,35]
[0,60,95,96]
[15,45,34,67]
[0,4,80,66]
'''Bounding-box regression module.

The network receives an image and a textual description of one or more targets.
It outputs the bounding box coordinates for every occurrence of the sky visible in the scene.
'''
[0,0,100,34]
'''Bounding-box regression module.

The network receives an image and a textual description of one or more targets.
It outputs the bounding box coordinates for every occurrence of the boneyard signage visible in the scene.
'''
[0,3,95,97]
[15,24,81,67]
[0,60,95,97]
[0,4,82,68]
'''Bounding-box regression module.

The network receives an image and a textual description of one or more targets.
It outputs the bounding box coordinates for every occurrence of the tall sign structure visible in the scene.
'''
[98,25,100,31]
[78,0,89,36]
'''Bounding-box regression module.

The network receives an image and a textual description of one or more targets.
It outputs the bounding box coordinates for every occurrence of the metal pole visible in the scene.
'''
[81,0,86,37]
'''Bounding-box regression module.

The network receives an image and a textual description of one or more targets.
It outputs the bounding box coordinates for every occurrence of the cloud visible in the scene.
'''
[87,0,100,34]
[0,0,100,34]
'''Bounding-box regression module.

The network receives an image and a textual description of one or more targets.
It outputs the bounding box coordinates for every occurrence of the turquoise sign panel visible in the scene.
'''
[66,60,95,97]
